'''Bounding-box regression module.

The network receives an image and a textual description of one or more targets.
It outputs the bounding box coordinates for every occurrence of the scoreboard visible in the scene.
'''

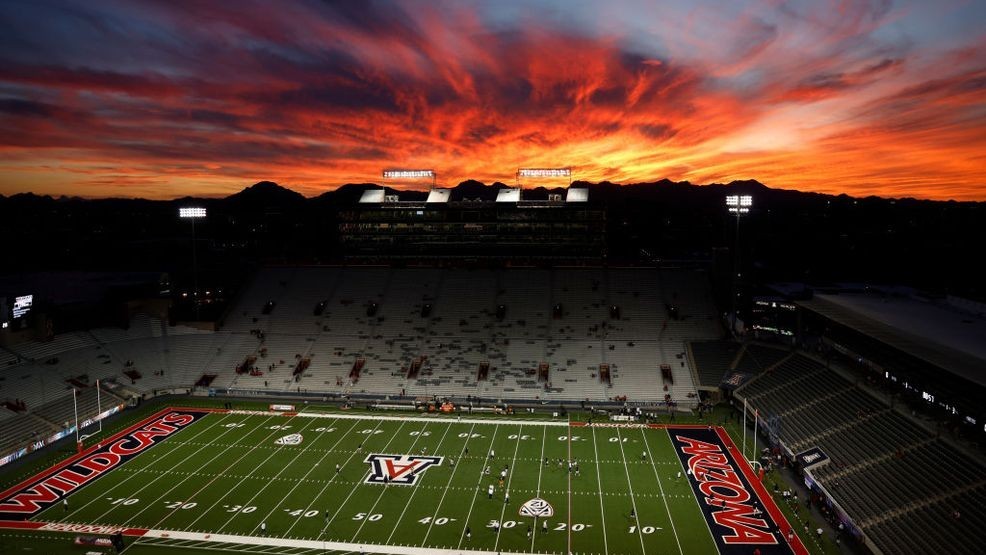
[12,294,32,319]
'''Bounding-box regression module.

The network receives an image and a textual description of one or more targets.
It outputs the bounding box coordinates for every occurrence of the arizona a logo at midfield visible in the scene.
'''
[364,454,442,485]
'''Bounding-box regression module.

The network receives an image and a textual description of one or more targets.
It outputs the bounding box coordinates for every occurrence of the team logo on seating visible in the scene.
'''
[274,434,303,446]
[519,498,554,517]
[364,454,442,485]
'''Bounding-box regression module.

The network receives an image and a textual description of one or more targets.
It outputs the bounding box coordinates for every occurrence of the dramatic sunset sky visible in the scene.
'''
[0,0,983,200]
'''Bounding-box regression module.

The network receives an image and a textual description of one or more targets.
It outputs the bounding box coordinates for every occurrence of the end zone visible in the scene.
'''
[668,426,808,555]
[0,408,210,520]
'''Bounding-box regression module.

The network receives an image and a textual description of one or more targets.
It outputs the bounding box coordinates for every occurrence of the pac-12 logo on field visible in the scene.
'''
[364,454,442,485]
[274,434,303,445]
[519,498,554,517]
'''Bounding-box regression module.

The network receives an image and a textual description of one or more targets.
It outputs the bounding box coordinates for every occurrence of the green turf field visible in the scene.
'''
[2,407,806,554]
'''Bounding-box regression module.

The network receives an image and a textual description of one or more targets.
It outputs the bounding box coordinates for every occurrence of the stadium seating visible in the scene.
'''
[689,341,742,386]
[1,266,719,459]
[735,352,986,555]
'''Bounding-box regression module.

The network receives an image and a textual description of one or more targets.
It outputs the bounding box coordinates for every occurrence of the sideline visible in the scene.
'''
[230,409,571,427]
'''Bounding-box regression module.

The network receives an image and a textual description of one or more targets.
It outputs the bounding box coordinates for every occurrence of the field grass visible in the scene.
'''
[3,406,809,555]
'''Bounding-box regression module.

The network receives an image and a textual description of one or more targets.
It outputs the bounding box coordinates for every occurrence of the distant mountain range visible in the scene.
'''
[3,177,981,206]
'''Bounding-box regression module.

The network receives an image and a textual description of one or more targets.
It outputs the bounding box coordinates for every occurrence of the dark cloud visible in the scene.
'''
[0,98,55,117]
[636,124,677,141]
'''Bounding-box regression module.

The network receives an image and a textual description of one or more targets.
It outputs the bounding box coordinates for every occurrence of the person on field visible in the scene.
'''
[465,526,471,541]
[488,484,494,499]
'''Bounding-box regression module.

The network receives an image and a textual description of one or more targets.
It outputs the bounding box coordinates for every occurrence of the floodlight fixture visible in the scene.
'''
[517,168,571,178]
[179,207,207,218]
[178,208,206,319]
[382,169,435,179]
[726,195,752,214]
[725,194,753,337]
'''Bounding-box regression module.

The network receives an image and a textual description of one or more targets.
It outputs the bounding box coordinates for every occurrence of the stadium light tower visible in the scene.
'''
[179,207,207,319]
[725,195,752,335]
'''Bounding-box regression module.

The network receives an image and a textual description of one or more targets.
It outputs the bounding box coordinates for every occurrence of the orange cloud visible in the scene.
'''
[0,1,982,201]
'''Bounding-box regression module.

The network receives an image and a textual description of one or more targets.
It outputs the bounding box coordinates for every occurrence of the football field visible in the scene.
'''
[0,407,805,555]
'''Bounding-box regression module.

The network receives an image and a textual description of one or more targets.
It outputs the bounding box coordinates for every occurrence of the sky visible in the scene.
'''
[0,0,983,200]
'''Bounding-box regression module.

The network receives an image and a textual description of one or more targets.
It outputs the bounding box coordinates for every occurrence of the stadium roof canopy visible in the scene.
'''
[797,293,986,387]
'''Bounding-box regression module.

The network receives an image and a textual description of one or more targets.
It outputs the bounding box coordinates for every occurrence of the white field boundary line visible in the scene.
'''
[140,528,557,555]
[455,424,500,550]
[188,416,330,532]
[639,428,684,555]
[283,419,385,537]
[529,423,547,552]
[615,428,646,555]
[321,420,406,537]
[131,540,303,555]
[237,410,569,427]
[56,412,236,523]
[350,421,434,541]
[246,419,359,536]
[492,424,524,553]
[419,422,476,547]
[589,425,610,555]
[383,422,454,545]
[124,415,286,528]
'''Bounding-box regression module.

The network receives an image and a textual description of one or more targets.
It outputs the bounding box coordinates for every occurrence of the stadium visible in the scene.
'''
[1,174,983,555]
[3,0,986,552]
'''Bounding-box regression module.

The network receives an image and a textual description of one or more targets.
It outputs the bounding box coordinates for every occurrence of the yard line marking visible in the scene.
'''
[384,422,453,544]
[247,418,358,537]
[284,419,386,537]
[492,424,524,553]
[420,422,476,547]
[320,420,406,537]
[529,421,547,552]
[589,425,609,555]
[57,411,236,522]
[189,416,327,532]
[614,428,646,555]
[124,414,285,528]
[567,414,572,555]
[455,424,499,550]
[639,428,683,555]
[351,420,434,542]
